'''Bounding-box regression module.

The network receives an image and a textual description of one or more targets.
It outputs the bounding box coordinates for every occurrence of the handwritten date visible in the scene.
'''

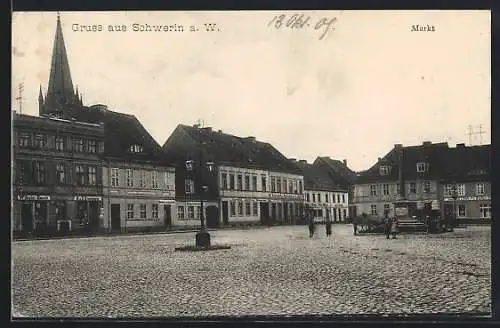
[267,14,337,40]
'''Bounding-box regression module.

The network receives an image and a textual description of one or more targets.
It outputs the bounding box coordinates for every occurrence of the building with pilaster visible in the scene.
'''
[162,124,305,228]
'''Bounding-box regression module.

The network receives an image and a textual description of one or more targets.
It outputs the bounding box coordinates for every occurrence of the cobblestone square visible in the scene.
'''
[12,225,491,317]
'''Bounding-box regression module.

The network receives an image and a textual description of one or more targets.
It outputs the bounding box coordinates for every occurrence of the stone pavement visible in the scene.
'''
[11,225,491,317]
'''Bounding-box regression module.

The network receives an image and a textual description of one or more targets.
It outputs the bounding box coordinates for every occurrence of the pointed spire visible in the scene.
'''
[38,85,44,102]
[45,12,76,111]
[38,85,44,115]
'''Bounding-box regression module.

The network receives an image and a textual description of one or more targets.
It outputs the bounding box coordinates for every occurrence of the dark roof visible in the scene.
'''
[49,104,165,164]
[441,145,491,182]
[313,157,357,188]
[163,124,302,175]
[293,161,346,191]
[355,142,491,184]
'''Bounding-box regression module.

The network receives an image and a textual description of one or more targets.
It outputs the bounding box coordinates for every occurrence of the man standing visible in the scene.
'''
[308,218,315,238]
[384,211,391,239]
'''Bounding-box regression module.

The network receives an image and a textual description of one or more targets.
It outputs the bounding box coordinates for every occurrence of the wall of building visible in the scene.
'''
[102,162,176,232]
[353,180,440,217]
[304,189,349,222]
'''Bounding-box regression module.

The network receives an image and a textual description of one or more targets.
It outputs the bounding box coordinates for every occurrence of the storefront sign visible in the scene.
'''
[74,195,102,201]
[443,196,490,202]
[16,195,50,201]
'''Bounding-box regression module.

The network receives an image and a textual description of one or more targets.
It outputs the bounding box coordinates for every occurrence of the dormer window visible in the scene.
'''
[379,165,391,176]
[416,162,429,173]
[129,144,143,153]
[185,160,194,171]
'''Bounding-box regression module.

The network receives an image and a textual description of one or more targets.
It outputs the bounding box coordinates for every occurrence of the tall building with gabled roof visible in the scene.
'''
[39,13,82,117]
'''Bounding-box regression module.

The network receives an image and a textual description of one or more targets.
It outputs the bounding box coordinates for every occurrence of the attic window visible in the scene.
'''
[379,165,391,176]
[129,144,143,153]
[416,162,428,173]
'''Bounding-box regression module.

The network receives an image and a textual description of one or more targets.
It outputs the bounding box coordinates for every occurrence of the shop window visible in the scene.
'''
[126,204,134,219]
[457,204,466,218]
[54,201,66,220]
[245,201,251,216]
[237,201,243,216]
[152,204,159,219]
[480,204,491,218]
[188,206,195,219]
[177,206,184,219]
[230,201,236,216]
[77,201,89,226]
[252,202,258,216]
[139,204,146,219]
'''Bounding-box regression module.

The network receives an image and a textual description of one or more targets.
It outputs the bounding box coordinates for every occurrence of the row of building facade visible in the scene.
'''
[11,14,491,235]
[352,142,491,224]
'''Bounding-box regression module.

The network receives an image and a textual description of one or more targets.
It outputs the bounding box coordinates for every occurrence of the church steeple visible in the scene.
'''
[38,85,44,115]
[42,12,80,115]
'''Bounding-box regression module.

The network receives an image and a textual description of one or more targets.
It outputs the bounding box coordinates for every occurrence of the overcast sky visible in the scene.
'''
[12,11,490,171]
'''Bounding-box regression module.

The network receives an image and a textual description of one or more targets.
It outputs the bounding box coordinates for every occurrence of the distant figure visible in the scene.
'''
[384,211,391,239]
[353,217,358,235]
[326,220,332,237]
[309,219,316,238]
[391,217,399,239]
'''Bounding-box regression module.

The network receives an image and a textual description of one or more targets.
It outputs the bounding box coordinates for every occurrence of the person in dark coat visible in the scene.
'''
[309,219,315,238]
[353,216,358,235]
[325,219,332,237]
[384,211,391,239]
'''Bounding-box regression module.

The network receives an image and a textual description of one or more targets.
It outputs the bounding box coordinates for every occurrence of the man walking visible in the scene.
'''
[326,219,332,237]
[308,219,316,238]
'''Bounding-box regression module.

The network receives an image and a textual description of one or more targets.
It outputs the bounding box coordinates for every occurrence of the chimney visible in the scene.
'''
[299,160,307,163]
[378,157,382,162]
[423,141,432,146]
[218,130,223,133]
[343,159,347,166]
[289,158,297,162]
[398,147,405,199]
[394,144,403,148]
[456,143,466,148]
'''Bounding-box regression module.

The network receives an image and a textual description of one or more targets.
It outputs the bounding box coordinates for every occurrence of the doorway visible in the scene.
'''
[21,203,33,233]
[260,202,269,225]
[222,201,229,225]
[164,204,172,228]
[88,202,99,232]
[206,205,219,228]
[111,204,121,231]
